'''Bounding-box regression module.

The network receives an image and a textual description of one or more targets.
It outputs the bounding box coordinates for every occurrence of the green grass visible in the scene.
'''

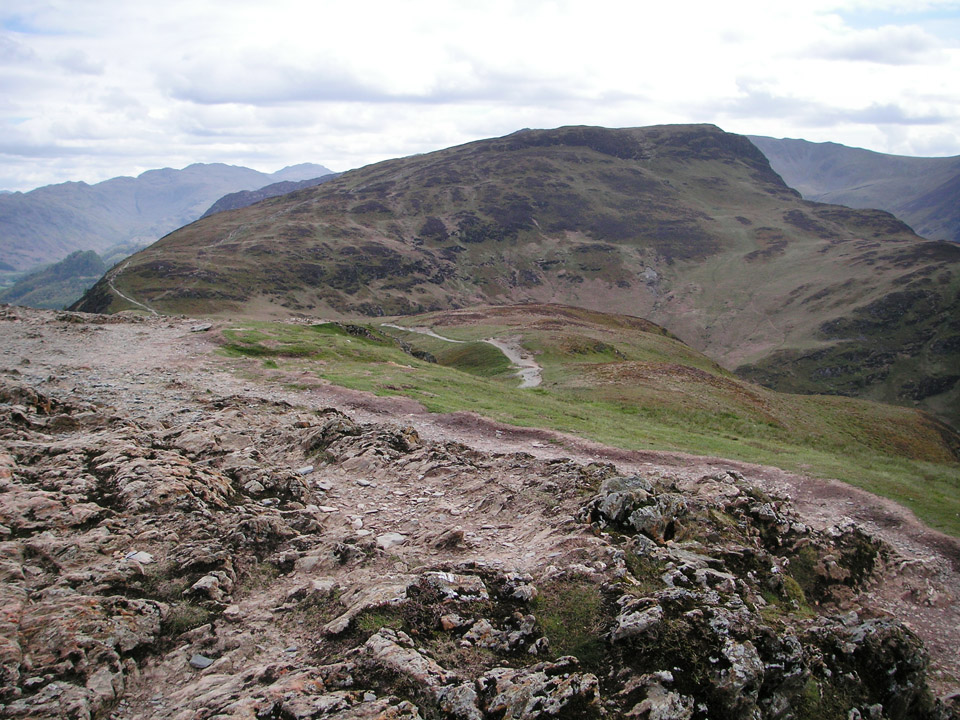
[532,580,607,669]
[163,602,212,636]
[218,314,960,536]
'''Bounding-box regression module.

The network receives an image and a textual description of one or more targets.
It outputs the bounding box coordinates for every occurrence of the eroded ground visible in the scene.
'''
[1,306,958,720]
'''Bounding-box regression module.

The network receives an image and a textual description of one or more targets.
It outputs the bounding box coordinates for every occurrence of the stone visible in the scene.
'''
[186,572,233,602]
[626,675,694,720]
[419,571,489,601]
[125,550,155,564]
[243,479,265,494]
[463,614,540,653]
[361,627,456,688]
[440,614,468,631]
[436,682,484,720]
[478,658,601,719]
[611,603,663,643]
[189,654,215,669]
[694,568,737,593]
[714,639,764,715]
[581,476,687,542]
[376,532,408,550]
[432,528,466,549]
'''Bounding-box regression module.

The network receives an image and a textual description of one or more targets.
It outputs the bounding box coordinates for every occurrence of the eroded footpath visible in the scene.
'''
[1,306,958,720]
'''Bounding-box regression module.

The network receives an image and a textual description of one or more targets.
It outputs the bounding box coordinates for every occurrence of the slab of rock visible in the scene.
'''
[361,627,456,689]
[478,657,601,719]
[376,532,408,550]
[189,653,215,669]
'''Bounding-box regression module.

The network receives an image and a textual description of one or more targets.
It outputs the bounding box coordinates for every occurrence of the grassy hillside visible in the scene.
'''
[0,250,106,309]
[217,304,960,536]
[73,124,960,428]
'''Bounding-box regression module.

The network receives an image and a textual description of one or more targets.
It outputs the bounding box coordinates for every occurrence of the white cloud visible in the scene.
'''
[55,48,104,75]
[806,24,943,63]
[0,0,958,191]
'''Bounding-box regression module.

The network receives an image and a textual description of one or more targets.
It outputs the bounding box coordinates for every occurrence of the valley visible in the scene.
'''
[750,136,960,244]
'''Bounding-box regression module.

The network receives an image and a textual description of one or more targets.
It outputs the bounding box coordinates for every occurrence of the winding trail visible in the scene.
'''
[381,323,542,388]
[481,337,542,388]
[108,263,158,316]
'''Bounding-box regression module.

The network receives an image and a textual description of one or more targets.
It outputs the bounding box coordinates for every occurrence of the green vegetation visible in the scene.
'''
[218,305,960,537]
[236,561,280,597]
[285,591,345,635]
[76,124,960,431]
[622,551,668,595]
[0,250,105,309]
[532,580,606,669]
[162,601,212,636]
[354,608,404,635]
[136,563,192,602]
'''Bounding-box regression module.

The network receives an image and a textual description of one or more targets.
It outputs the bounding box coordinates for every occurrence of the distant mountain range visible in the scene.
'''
[0,162,333,271]
[750,136,960,243]
[199,174,340,219]
[74,124,960,427]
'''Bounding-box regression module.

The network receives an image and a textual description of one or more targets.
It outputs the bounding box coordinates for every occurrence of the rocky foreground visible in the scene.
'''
[0,306,958,720]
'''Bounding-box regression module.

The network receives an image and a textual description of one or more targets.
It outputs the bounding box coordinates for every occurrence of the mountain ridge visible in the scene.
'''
[200,173,339,219]
[0,162,333,271]
[0,249,106,309]
[72,124,960,428]
[749,135,960,243]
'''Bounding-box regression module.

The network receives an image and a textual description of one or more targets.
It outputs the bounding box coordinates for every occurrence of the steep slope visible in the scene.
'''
[0,162,332,270]
[73,124,960,427]
[749,135,960,243]
[199,173,338,218]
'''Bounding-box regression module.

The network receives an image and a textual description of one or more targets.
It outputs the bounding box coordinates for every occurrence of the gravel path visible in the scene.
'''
[381,323,543,388]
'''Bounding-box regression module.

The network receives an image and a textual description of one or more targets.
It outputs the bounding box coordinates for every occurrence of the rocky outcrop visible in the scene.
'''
[0,312,956,719]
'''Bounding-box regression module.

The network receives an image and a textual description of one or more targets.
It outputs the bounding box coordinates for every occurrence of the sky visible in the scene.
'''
[1,0,960,192]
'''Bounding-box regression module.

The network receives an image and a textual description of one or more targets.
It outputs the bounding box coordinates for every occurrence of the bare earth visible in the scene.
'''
[1,307,958,717]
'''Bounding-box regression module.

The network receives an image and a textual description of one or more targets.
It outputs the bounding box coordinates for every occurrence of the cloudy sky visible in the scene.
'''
[1,0,959,191]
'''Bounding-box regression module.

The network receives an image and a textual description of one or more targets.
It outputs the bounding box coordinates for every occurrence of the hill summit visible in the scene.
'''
[73,124,960,427]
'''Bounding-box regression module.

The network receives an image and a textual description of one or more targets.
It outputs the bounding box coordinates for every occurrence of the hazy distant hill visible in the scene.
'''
[74,124,960,426]
[750,136,960,243]
[200,173,338,219]
[0,250,106,309]
[0,162,333,271]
